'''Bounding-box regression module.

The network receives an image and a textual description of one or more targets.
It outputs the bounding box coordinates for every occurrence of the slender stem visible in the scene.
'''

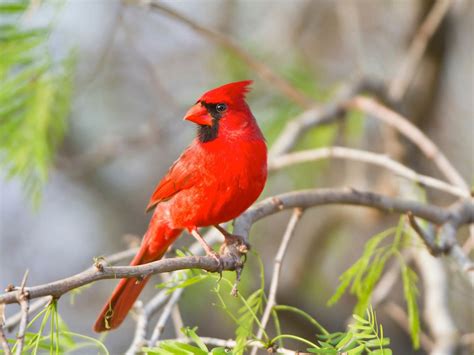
[347,96,469,191]
[270,146,467,198]
[273,305,329,336]
[270,334,319,349]
[251,209,303,355]
[0,320,11,355]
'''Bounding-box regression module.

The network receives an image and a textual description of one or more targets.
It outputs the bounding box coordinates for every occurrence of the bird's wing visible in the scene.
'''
[145,149,197,212]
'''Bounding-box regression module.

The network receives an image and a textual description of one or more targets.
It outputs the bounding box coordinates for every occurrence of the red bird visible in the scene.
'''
[94,80,267,332]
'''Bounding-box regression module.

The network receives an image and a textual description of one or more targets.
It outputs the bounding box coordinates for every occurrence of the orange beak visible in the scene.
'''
[183,103,212,126]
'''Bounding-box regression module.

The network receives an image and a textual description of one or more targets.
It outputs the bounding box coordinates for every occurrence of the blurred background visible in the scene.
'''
[1,0,473,353]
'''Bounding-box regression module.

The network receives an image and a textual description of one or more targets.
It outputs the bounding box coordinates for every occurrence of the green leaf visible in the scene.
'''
[327,228,395,307]
[0,1,74,206]
[346,343,365,354]
[147,341,208,355]
[372,349,393,355]
[234,288,264,354]
[335,332,354,349]
[365,338,391,347]
[0,2,28,13]
[273,304,328,335]
[308,348,338,354]
[181,327,208,352]
[401,263,420,349]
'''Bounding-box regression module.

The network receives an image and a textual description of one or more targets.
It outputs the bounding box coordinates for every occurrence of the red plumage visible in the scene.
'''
[94,81,267,332]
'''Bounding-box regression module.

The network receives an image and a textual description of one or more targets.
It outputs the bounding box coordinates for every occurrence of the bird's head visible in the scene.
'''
[183,80,258,143]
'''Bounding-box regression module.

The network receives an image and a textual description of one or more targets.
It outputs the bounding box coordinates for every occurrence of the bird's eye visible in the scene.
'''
[216,103,227,113]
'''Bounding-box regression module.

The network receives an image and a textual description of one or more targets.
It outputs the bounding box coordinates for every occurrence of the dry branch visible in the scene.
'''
[270,146,467,198]
[1,188,471,307]
[14,271,29,355]
[388,0,454,101]
[269,77,384,158]
[251,208,303,355]
[139,0,313,108]
[347,96,469,191]
[0,255,236,305]
[0,310,11,355]
[126,229,223,351]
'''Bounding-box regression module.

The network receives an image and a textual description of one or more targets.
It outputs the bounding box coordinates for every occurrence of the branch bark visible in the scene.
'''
[347,96,469,191]
[251,208,303,355]
[0,307,11,355]
[1,189,471,306]
[269,146,467,198]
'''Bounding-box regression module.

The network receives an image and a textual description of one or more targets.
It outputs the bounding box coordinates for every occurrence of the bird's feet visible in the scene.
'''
[207,249,224,276]
[214,225,250,255]
[190,228,224,275]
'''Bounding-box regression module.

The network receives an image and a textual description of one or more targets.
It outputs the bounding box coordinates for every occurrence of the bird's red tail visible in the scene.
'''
[94,213,181,332]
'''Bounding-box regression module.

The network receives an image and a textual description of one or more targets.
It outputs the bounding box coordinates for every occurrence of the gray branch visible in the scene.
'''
[1,188,471,306]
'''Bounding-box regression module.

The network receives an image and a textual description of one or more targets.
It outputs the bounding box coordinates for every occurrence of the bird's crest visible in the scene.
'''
[198,80,253,104]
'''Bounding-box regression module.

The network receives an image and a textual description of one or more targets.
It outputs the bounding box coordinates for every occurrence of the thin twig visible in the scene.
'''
[383,301,434,352]
[57,124,162,177]
[125,301,147,355]
[148,288,183,345]
[269,77,383,158]
[0,255,235,305]
[155,336,296,354]
[4,296,53,332]
[171,305,184,338]
[270,146,467,198]
[347,96,469,191]
[408,212,442,255]
[388,0,454,102]
[251,208,303,355]
[139,0,313,108]
[335,0,365,72]
[414,249,460,354]
[4,247,137,332]
[15,270,29,355]
[0,304,11,355]
[125,229,223,352]
[160,274,185,337]
[1,188,471,306]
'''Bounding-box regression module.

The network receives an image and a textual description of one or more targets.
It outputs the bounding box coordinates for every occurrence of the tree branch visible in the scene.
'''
[117,229,223,352]
[14,271,29,355]
[251,208,303,355]
[268,77,384,158]
[0,255,237,305]
[148,287,183,345]
[137,0,314,108]
[269,146,467,198]
[383,301,434,352]
[0,304,11,355]
[347,96,469,191]
[1,189,471,308]
[388,0,454,102]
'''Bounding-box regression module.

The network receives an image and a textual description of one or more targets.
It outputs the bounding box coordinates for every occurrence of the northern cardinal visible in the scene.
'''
[94,80,267,332]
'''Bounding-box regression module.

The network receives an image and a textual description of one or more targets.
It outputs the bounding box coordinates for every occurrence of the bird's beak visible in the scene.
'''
[183,103,212,126]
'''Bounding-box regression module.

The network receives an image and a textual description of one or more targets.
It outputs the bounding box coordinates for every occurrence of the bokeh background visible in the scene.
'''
[1,0,473,353]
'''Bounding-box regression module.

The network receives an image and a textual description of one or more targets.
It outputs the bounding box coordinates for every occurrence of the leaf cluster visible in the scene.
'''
[310,307,391,354]
[144,327,228,355]
[2,299,108,355]
[327,218,421,348]
[0,0,74,205]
